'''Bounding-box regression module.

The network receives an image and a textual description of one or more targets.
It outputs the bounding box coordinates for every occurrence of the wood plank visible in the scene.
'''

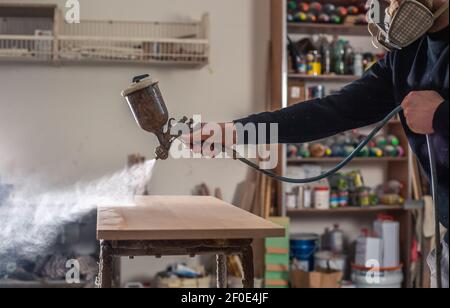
[97,196,285,241]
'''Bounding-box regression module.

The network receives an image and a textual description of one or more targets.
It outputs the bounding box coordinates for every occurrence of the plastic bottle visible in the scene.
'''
[319,35,332,75]
[333,39,345,75]
[344,41,354,75]
[304,186,313,209]
[354,52,364,77]
[330,224,345,254]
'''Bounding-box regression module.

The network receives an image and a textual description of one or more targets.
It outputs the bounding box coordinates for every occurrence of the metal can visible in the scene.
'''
[307,50,322,76]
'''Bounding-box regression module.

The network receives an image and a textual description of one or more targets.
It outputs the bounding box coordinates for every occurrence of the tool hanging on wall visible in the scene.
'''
[122,74,443,288]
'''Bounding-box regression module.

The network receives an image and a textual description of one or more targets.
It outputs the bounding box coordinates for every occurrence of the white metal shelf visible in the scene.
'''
[0,6,210,67]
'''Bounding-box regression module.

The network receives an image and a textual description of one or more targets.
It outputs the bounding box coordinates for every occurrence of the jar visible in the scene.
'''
[314,186,330,210]
[358,187,371,207]
[286,192,298,210]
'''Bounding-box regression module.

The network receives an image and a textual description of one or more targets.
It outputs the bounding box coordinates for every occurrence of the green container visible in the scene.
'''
[265,254,289,267]
[265,271,289,281]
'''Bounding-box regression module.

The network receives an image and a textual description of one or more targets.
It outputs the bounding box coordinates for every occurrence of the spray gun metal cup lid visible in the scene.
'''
[122,74,193,160]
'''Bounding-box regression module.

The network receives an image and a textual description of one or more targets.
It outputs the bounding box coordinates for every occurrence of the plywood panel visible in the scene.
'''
[97,196,285,241]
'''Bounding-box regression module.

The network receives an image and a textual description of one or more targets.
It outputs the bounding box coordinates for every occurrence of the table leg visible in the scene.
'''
[241,245,254,288]
[98,240,113,288]
[216,254,228,288]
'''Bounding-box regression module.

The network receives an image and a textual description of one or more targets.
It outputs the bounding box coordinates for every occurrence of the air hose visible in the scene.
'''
[232,104,442,288]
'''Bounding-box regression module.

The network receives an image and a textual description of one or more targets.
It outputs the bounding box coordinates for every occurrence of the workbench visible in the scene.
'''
[96,196,285,288]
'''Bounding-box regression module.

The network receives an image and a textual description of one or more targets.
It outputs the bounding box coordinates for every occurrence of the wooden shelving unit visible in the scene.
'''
[270,0,415,288]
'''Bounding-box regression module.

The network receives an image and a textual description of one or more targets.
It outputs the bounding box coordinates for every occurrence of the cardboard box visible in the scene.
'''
[291,269,343,288]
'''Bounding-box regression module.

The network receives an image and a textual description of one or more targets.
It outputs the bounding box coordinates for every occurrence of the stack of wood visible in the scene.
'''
[233,168,277,219]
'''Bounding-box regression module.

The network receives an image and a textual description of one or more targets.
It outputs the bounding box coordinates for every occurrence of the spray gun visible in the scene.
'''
[122,75,442,287]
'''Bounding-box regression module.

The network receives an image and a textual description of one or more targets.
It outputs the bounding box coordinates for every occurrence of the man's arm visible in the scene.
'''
[235,55,396,144]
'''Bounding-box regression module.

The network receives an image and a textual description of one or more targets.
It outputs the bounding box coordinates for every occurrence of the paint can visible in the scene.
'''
[290,234,320,272]
[351,264,404,288]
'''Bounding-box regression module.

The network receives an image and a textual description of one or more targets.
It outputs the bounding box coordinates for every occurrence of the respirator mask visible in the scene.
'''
[368,0,449,51]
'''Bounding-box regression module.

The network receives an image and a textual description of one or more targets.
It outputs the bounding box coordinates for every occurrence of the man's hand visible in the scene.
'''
[180,122,237,157]
[401,91,445,134]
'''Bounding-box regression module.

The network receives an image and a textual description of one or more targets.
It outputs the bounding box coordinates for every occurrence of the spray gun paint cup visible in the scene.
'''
[122,74,193,160]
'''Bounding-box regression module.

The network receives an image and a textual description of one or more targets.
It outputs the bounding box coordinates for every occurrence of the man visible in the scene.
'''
[183,0,449,287]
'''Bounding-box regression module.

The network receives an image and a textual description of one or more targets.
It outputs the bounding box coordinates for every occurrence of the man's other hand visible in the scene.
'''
[402,91,445,134]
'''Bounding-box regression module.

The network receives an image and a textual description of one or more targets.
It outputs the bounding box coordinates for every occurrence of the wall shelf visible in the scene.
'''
[287,157,408,164]
[289,73,360,83]
[0,4,210,67]
[287,205,406,215]
[288,22,370,36]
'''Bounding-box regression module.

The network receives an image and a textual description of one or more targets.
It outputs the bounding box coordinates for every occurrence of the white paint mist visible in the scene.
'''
[0,160,156,258]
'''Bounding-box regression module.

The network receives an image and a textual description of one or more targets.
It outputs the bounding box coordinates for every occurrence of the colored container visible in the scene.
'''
[352,265,404,288]
[290,234,319,272]
[314,186,330,210]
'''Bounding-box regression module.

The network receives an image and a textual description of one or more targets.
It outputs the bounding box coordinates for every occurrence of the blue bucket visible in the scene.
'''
[290,234,319,272]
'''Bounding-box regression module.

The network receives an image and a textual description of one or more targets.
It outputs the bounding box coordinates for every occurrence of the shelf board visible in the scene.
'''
[0,4,56,18]
[287,205,406,215]
[289,74,359,83]
[287,157,408,164]
[288,22,370,36]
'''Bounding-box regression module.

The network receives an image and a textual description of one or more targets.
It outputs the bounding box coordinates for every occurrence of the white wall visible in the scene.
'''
[0,0,270,202]
[0,0,270,283]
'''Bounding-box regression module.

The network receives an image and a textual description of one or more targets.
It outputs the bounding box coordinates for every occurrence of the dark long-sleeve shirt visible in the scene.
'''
[236,27,449,241]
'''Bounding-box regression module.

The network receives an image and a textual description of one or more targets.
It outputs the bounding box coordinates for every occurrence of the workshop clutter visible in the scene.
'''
[287,1,368,25]
[288,131,406,160]
[290,228,345,288]
[155,264,211,288]
[0,254,98,287]
[289,216,402,288]
[353,216,403,288]
[286,168,405,210]
[288,35,383,77]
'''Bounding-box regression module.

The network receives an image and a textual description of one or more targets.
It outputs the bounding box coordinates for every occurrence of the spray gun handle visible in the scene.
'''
[154,116,194,160]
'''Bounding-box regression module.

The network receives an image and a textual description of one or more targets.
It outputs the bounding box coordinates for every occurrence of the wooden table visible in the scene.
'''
[96,196,285,288]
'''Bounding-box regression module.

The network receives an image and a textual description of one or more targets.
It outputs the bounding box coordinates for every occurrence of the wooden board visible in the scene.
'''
[97,196,285,241]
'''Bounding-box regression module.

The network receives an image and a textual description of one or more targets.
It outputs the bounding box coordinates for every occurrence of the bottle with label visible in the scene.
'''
[354,52,364,77]
[344,41,355,75]
[319,35,331,75]
[303,186,313,209]
[330,224,345,254]
[333,39,345,75]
